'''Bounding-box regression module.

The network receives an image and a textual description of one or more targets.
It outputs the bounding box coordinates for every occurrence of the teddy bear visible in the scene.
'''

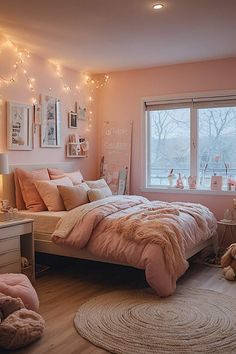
[221,243,236,280]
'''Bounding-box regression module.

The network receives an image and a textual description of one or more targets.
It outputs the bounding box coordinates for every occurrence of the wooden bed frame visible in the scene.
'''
[3,162,215,265]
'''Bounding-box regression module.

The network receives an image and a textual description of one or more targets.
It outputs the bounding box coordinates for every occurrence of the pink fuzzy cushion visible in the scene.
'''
[0,274,39,312]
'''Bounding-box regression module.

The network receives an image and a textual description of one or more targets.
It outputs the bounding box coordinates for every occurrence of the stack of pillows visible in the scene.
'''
[14,168,113,212]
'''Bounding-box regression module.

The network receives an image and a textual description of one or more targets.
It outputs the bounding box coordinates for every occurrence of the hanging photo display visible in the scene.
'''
[100,120,132,195]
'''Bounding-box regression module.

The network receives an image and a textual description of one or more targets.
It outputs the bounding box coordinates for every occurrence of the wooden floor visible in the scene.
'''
[2,256,236,354]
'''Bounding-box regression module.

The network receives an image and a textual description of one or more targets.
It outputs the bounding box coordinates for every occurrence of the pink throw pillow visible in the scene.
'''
[0,273,39,312]
[15,168,50,212]
[48,168,65,179]
[14,172,26,210]
[35,177,73,211]
[58,183,90,210]
[51,170,83,185]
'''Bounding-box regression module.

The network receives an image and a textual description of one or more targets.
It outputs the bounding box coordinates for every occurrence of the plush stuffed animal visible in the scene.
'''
[221,243,236,280]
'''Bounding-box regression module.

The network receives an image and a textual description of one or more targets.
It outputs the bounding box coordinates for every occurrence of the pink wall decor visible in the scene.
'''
[100,121,132,194]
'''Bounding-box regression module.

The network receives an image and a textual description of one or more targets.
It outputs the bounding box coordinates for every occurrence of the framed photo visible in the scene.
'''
[34,103,42,125]
[7,101,33,151]
[41,95,61,148]
[68,111,78,128]
[78,106,87,121]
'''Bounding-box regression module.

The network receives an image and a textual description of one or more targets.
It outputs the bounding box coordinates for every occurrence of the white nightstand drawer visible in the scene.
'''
[0,237,20,252]
[0,219,35,282]
[0,250,21,267]
[0,222,33,240]
[0,262,21,274]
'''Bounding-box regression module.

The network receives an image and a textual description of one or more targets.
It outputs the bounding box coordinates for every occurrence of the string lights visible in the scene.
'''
[85,74,109,88]
[0,35,110,131]
[0,39,36,98]
[51,64,109,131]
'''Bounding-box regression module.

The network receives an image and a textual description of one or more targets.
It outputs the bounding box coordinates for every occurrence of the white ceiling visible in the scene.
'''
[0,0,236,73]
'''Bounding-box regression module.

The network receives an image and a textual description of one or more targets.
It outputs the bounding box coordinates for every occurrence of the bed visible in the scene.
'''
[3,163,217,296]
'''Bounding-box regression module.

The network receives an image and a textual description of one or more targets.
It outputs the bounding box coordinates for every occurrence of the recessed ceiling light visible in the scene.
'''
[152,4,164,10]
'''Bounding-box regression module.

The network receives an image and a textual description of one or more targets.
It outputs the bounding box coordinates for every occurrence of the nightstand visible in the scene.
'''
[0,218,35,283]
[217,220,236,247]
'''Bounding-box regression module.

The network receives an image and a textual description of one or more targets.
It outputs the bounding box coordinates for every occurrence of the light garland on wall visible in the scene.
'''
[84,74,109,131]
[85,74,109,88]
[0,35,110,132]
[52,63,109,131]
[0,39,36,96]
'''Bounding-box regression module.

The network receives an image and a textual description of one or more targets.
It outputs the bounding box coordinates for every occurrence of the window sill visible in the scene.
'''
[141,186,236,196]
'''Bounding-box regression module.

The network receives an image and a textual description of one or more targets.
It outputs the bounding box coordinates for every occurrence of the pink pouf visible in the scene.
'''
[0,274,39,312]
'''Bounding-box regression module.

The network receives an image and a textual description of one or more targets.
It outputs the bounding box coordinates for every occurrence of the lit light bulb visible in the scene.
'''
[152,3,164,10]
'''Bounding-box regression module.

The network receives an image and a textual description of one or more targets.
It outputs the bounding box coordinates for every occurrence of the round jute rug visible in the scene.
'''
[74,287,236,354]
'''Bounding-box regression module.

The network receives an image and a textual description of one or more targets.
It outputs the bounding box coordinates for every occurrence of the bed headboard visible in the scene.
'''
[3,162,75,208]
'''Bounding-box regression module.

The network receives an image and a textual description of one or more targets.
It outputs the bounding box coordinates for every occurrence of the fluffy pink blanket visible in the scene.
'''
[52,196,217,296]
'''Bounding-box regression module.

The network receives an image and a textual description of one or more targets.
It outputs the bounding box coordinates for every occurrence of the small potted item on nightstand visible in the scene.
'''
[0,200,18,222]
[0,200,10,222]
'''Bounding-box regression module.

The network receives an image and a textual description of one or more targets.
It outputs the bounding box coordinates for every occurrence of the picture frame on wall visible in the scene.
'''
[78,106,87,121]
[41,95,61,148]
[34,103,42,125]
[68,111,78,128]
[7,101,33,151]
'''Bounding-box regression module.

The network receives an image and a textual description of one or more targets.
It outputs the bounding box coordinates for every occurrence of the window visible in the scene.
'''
[144,95,236,191]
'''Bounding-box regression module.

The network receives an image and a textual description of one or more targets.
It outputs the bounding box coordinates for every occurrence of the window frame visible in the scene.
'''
[141,90,236,194]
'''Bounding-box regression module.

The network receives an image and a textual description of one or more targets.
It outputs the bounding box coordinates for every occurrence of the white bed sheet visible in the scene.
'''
[18,210,67,235]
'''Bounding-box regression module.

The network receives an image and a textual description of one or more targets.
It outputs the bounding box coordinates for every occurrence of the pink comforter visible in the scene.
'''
[52,196,217,296]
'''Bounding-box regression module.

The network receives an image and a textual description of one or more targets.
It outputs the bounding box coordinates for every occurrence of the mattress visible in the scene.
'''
[18,210,67,237]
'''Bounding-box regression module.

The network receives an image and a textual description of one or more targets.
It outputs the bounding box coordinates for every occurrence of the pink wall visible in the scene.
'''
[0,44,98,180]
[97,58,236,220]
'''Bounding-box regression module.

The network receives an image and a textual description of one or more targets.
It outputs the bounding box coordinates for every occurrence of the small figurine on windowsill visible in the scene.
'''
[188,176,197,189]
[176,173,184,189]
[167,169,174,187]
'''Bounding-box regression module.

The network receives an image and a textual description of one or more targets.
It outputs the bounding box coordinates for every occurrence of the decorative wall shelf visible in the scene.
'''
[66,137,89,158]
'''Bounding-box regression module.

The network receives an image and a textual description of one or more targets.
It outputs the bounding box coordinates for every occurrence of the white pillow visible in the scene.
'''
[86,178,112,198]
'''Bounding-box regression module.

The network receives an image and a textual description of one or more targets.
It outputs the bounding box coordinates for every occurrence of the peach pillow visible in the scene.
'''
[51,170,83,185]
[14,172,26,210]
[58,183,90,211]
[48,168,65,179]
[35,177,73,211]
[86,178,112,198]
[15,168,50,212]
